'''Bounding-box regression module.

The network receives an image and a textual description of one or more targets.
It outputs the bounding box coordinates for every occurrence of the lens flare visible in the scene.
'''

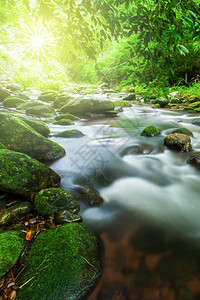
[19,19,60,65]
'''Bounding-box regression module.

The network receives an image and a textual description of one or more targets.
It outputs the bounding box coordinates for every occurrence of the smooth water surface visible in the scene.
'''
[49,102,200,300]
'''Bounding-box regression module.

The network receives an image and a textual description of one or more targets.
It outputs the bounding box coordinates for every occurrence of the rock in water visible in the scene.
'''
[0,231,24,278]
[141,125,160,137]
[164,133,192,152]
[34,188,80,216]
[0,149,60,197]
[17,223,102,300]
[0,113,65,161]
[60,98,115,115]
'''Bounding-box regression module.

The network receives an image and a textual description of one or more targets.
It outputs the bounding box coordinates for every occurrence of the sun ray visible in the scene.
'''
[19,19,60,64]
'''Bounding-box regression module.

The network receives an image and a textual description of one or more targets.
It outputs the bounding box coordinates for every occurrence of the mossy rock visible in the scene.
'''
[53,95,74,109]
[17,101,42,110]
[0,149,60,197]
[38,92,57,102]
[34,188,80,216]
[19,116,50,137]
[164,133,192,152]
[0,231,24,278]
[188,102,200,109]
[56,129,84,138]
[15,93,30,101]
[194,108,200,113]
[0,202,32,226]
[60,98,115,115]
[55,113,79,121]
[122,93,136,101]
[3,97,25,108]
[113,100,132,107]
[72,185,104,207]
[172,127,193,137]
[17,223,102,300]
[0,113,65,161]
[141,125,160,137]
[26,105,55,117]
[54,118,74,125]
[155,97,169,108]
[0,87,11,101]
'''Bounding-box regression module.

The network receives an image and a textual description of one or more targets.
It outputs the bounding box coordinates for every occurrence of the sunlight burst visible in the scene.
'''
[20,20,60,65]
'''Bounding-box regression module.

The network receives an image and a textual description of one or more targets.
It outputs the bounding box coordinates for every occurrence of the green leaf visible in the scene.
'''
[179,44,189,54]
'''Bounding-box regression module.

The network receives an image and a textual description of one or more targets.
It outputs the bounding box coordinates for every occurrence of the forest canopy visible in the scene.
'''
[0,0,199,89]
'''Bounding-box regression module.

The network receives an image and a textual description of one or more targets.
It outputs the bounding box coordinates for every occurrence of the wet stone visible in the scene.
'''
[54,210,82,224]
[0,202,32,226]
[34,188,80,216]
[164,133,192,152]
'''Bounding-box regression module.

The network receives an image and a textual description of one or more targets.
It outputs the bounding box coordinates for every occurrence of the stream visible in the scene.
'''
[49,96,200,300]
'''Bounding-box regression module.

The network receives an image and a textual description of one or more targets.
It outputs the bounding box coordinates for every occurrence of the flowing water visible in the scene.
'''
[49,97,200,300]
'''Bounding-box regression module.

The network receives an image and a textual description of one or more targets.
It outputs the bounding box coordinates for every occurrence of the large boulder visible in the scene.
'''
[0,149,60,197]
[17,223,102,300]
[38,92,57,102]
[0,231,24,278]
[53,95,74,109]
[3,96,25,108]
[34,188,80,216]
[164,133,192,152]
[60,98,115,115]
[0,87,11,101]
[26,105,55,117]
[0,113,65,161]
[17,101,42,110]
[19,116,50,137]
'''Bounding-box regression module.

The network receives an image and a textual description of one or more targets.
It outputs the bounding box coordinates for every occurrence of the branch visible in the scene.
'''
[97,56,138,86]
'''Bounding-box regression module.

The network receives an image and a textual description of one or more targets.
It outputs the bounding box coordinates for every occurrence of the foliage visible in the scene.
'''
[0,0,199,89]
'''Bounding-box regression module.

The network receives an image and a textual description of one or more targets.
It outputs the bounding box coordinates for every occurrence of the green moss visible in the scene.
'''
[0,202,32,226]
[194,108,200,113]
[38,92,57,102]
[188,101,200,109]
[17,223,102,300]
[19,117,50,137]
[0,231,24,277]
[0,149,60,197]
[54,118,74,125]
[55,113,80,121]
[0,88,11,101]
[3,97,25,108]
[34,188,80,216]
[60,98,115,115]
[141,125,160,137]
[113,100,132,107]
[172,128,193,137]
[53,95,74,109]
[17,101,42,110]
[0,113,65,161]
[56,129,84,138]
[26,105,55,117]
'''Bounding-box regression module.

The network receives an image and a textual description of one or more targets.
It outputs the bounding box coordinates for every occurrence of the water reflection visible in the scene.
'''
[49,104,200,300]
